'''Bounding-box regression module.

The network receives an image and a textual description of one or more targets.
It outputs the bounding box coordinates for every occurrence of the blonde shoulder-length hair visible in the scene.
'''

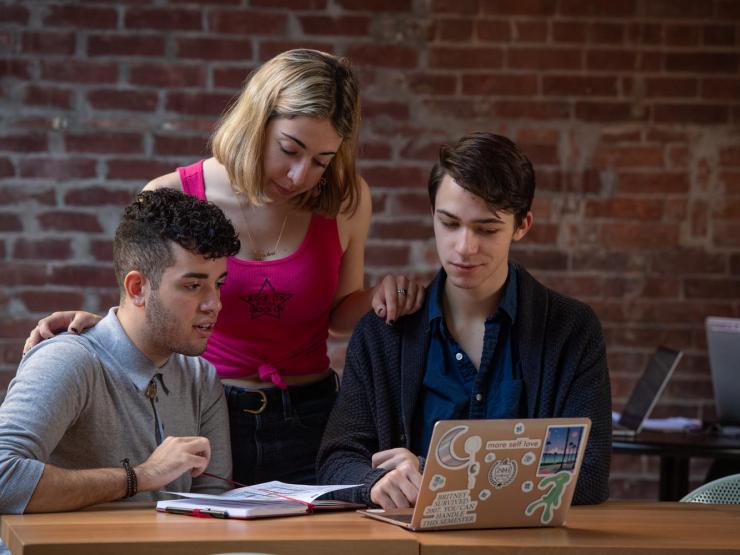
[211,49,361,217]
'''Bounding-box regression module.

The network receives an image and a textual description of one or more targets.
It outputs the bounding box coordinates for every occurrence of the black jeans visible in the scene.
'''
[224,371,339,485]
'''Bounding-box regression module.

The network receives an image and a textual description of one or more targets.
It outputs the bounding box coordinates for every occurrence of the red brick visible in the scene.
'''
[0,134,48,152]
[153,135,209,157]
[0,4,28,24]
[258,41,336,61]
[495,100,570,120]
[720,147,740,167]
[24,85,72,109]
[87,89,158,112]
[431,0,479,13]
[106,159,175,180]
[348,45,418,69]
[406,73,457,96]
[422,99,487,119]
[371,221,433,240]
[176,37,252,60]
[0,213,22,232]
[387,192,432,215]
[365,244,410,267]
[44,5,117,29]
[721,172,740,194]
[362,100,410,120]
[475,19,511,42]
[0,58,30,79]
[516,128,559,145]
[0,157,13,177]
[512,21,548,42]
[51,265,115,288]
[21,31,76,55]
[718,0,740,18]
[210,10,287,34]
[599,128,641,143]
[539,275,604,298]
[508,48,582,70]
[19,158,97,179]
[519,143,559,165]
[586,50,636,71]
[585,198,664,220]
[731,254,740,275]
[653,104,729,125]
[600,223,679,249]
[362,166,428,189]
[359,142,392,161]
[571,251,645,272]
[0,319,40,340]
[645,78,698,98]
[253,0,327,7]
[559,0,636,17]
[213,66,254,89]
[166,92,236,116]
[90,239,114,262]
[65,132,143,155]
[714,223,740,247]
[509,250,568,271]
[38,212,104,233]
[18,290,87,313]
[703,25,736,46]
[399,140,444,162]
[41,60,117,84]
[129,63,206,88]
[664,24,701,47]
[665,52,739,74]
[0,262,48,286]
[462,74,537,96]
[644,0,708,18]
[575,102,637,122]
[685,278,740,299]
[480,0,556,15]
[0,186,55,205]
[300,15,370,36]
[594,146,664,169]
[88,34,165,57]
[714,198,740,219]
[604,327,691,350]
[552,22,588,43]
[64,187,135,206]
[526,223,558,244]
[645,128,688,143]
[13,239,73,260]
[702,78,740,100]
[432,18,474,42]
[617,173,689,194]
[589,23,625,44]
[544,76,617,96]
[336,0,412,11]
[125,8,202,31]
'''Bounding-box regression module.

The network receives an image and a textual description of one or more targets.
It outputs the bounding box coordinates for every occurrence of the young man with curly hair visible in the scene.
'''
[318,133,611,509]
[0,189,241,513]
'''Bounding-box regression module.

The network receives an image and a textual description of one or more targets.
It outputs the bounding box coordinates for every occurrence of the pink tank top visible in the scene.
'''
[178,160,343,388]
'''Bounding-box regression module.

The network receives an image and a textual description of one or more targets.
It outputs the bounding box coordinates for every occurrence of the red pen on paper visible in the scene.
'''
[200,472,313,509]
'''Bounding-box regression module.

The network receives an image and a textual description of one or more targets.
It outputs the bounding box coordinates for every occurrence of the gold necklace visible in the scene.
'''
[235,194,289,261]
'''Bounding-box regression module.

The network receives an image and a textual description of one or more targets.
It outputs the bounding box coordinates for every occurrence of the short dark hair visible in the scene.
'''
[428,133,535,228]
[113,189,240,297]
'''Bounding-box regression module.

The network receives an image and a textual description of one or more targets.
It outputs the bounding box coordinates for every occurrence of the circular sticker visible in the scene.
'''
[522,480,534,493]
[479,489,491,501]
[469,462,480,476]
[488,458,518,489]
[521,451,536,466]
[429,474,446,491]
[514,422,525,435]
[485,452,496,463]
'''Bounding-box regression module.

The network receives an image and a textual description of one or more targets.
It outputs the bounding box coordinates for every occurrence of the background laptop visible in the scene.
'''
[612,346,683,437]
[706,317,740,425]
[360,417,591,531]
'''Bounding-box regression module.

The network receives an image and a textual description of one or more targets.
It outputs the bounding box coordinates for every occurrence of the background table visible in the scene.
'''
[3,501,740,554]
[612,430,740,501]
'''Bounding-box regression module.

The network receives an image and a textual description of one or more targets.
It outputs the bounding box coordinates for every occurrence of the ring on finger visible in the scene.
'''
[397,288,408,296]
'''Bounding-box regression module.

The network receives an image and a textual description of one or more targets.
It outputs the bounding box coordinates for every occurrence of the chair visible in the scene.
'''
[680,473,740,504]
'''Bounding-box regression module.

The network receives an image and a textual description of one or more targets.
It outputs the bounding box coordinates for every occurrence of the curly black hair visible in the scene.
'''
[113,188,240,295]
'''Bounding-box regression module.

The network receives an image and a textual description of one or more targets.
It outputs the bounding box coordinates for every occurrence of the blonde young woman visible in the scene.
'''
[24,49,425,485]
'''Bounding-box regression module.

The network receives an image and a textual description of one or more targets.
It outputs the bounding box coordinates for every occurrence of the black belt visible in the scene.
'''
[226,372,338,415]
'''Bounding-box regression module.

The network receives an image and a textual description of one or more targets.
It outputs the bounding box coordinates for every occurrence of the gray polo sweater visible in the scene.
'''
[0,308,231,513]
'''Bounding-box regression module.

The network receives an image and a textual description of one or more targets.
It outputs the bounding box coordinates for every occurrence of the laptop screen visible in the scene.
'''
[706,317,740,425]
[618,347,683,431]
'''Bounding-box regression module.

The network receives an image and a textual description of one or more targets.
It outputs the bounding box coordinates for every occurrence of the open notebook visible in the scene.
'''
[360,418,590,531]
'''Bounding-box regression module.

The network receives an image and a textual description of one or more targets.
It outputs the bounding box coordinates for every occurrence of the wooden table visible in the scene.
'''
[613,430,740,501]
[3,502,740,554]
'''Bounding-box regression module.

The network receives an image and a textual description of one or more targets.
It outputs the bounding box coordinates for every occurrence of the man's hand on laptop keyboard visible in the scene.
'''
[370,448,422,509]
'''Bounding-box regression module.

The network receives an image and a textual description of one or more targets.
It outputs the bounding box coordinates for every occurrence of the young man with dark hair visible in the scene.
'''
[0,189,241,513]
[318,133,611,508]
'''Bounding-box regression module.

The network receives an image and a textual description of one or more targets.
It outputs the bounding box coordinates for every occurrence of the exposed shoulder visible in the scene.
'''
[143,171,182,192]
[336,176,371,250]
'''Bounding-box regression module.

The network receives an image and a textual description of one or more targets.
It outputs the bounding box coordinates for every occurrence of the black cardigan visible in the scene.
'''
[317,264,612,506]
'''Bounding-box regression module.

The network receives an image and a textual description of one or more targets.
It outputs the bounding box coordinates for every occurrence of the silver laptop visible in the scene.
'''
[613,346,683,437]
[706,317,740,425]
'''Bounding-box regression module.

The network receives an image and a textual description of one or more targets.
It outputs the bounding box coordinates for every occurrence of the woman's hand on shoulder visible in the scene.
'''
[23,311,102,355]
[372,275,426,325]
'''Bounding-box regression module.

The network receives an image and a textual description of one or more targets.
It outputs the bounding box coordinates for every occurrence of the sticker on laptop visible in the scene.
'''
[525,471,573,524]
[488,457,518,489]
[536,425,586,476]
[420,489,478,529]
[435,425,470,469]
[485,437,542,450]
[429,474,446,491]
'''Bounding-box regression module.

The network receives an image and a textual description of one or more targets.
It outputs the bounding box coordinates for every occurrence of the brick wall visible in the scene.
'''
[1,0,739,499]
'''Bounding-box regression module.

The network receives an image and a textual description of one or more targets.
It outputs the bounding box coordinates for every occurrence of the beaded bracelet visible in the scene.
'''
[120,458,138,499]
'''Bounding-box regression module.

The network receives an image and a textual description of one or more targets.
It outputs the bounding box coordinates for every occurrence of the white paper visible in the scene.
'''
[612,411,701,432]
[166,480,359,504]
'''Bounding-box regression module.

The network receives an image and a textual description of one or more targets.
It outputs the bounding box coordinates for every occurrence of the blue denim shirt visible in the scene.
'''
[412,263,523,456]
